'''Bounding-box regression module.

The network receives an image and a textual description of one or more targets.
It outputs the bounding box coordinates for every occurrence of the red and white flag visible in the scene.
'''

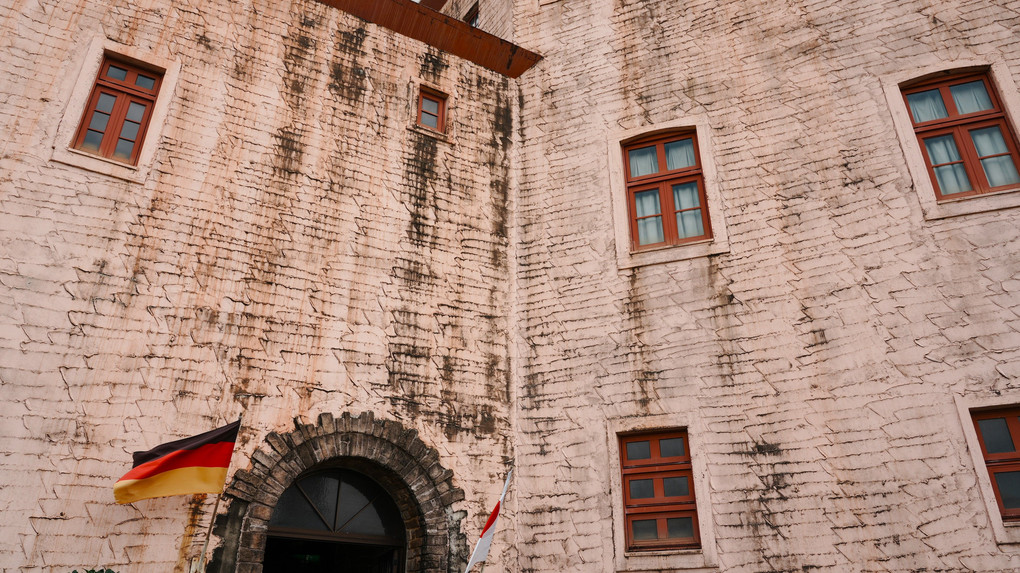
[464,469,513,573]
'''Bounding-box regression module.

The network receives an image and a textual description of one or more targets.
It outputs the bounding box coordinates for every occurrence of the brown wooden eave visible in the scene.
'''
[312,0,542,78]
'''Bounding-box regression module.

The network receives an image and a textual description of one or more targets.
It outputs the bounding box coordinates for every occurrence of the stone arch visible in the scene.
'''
[209,412,465,573]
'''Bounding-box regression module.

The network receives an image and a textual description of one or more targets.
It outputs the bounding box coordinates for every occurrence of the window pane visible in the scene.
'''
[667,517,694,539]
[88,111,110,133]
[972,126,1010,157]
[135,74,156,90]
[114,139,135,160]
[269,486,330,531]
[97,93,116,114]
[994,471,1020,509]
[951,80,993,115]
[126,102,146,123]
[672,182,700,210]
[663,476,689,497]
[422,97,439,115]
[932,164,972,195]
[978,418,1016,454]
[298,473,340,528]
[628,145,659,178]
[632,519,658,541]
[629,479,654,499]
[82,130,104,151]
[664,139,695,170]
[120,120,140,141]
[637,217,664,245]
[677,209,705,239]
[626,441,651,460]
[635,189,661,217]
[659,437,684,457]
[907,89,949,123]
[106,65,128,81]
[421,112,438,129]
[924,134,963,164]
[981,156,1020,188]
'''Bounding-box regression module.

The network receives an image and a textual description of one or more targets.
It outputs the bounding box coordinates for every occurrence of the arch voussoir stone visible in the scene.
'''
[211,412,464,573]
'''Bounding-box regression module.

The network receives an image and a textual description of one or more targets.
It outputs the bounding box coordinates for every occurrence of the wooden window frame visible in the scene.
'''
[464,2,479,27]
[622,131,712,251]
[416,87,447,133]
[72,55,162,166]
[619,429,700,551]
[972,406,1020,521]
[902,71,1020,201]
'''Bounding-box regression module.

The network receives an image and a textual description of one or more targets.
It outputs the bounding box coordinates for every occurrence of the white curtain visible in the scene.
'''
[629,146,658,178]
[907,89,948,123]
[673,182,704,238]
[972,126,1020,187]
[635,189,663,245]
[951,81,993,115]
[665,139,695,170]
[925,135,971,194]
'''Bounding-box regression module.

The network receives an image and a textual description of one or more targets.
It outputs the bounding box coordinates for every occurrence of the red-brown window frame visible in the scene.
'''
[902,71,1020,201]
[72,55,163,166]
[972,406,1020,521]
[416,87,447,133]
[619,429,700,551]
[622,130,712,251]
[464,2,479,27]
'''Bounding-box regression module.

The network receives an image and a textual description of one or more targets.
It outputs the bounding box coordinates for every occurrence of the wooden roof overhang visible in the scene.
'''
[313,0,542,78]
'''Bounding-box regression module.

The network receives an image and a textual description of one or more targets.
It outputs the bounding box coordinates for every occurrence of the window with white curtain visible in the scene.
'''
[622,130,711,249]
[902,71,1020,201]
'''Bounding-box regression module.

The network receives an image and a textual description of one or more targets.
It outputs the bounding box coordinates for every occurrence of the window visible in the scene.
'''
[619,429,699,550]
[416,87,446,133]
[623,131,711,250]
[902,71,1020,200]
[464,2,479,27]
[973,406,1020,521]
[72,55,162,165]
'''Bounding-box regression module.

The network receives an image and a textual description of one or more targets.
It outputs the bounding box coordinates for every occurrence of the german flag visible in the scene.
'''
[114,420,240,504]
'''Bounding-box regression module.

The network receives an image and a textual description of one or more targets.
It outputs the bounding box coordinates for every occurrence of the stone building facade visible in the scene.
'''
[4,0,1020,571]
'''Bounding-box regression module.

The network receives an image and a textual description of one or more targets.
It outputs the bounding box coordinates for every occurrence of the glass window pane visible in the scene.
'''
[677,209,705,239]
[659,437,685,458]
[628,145,659,178]
[663,476,690,497]
[664,138,695,170]
[951,80,993,115]
[907,89,948,123]
[932,164,972,195]
[637,216,664,246]
[269,486,330,530]
[421,112,438,129]
[126,102,146,123]
[978,418,1016,454]
[672,182,700,210]
[88,111,110,133]
[924,134,963,164]
[629,479,654,499]
[114,139,135,160]
[82,130,104,151]
[298,473,340,528]
[667,517,694,539]
[135,74,156,90]
[972,126,1010,157]
[422,97,439,115]
[981,156,1020,187]
[120,120,140,141]
[97,93,117,114]
[626,441,651,460]
[994,471,1020,509]
[106,65,128,81]
[635,189,661,217]
[632,519,658,541]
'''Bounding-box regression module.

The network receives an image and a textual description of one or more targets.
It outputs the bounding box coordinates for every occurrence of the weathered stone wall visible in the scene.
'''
[514,0,1020,571]
[0,1,515,571]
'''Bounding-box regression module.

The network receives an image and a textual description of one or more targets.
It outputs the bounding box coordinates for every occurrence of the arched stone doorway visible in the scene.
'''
[208,412,466,573]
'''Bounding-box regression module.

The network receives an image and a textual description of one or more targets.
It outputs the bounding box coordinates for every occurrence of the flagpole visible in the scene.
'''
[192,492,222,573]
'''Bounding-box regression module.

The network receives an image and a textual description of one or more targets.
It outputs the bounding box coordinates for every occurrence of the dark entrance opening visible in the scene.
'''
[263,467,406,573]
